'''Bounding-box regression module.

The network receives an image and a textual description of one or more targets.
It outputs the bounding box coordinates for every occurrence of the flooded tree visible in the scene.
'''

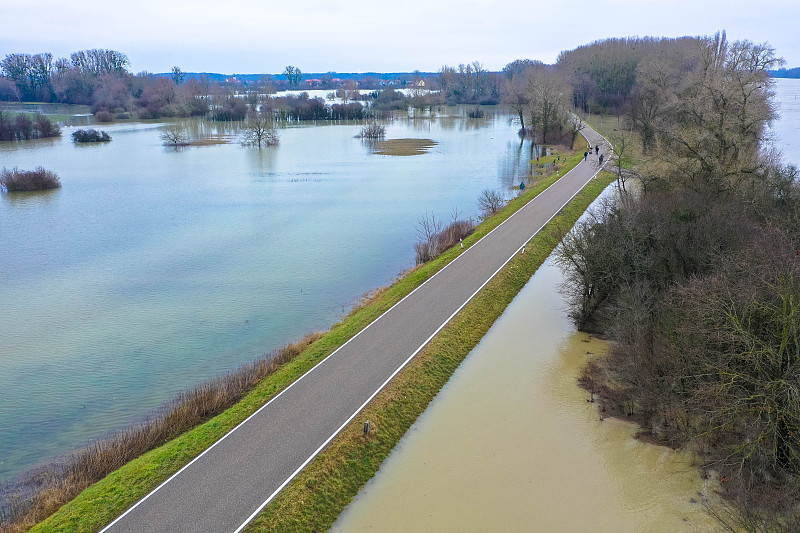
[241,112,279,148]
[159,125,189,146]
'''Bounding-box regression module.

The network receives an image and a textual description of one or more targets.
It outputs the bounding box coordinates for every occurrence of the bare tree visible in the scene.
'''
[414,211,443,264]
[655,32,782,195]
[626,58,676,154]
[355,121,385,139]
[565,112,584,149]
[524,67,569,144]
[336,80,359,104]
[241,112,279,148]
[477,189,506,219]
[502,74,530,132]
[160,125,189,146]
[610,131,634,193]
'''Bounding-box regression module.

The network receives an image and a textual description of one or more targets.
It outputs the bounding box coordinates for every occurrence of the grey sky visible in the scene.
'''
[1,0,797,74]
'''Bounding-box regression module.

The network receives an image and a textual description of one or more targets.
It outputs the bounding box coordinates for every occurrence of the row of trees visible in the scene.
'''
[437,62,502,104]
[556,32,800,528]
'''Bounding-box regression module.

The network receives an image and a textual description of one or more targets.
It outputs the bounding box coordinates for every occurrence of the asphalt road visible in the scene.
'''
[102,125,610,533]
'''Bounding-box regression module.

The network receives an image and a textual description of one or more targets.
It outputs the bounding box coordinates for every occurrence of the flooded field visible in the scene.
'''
[0,107,537,482]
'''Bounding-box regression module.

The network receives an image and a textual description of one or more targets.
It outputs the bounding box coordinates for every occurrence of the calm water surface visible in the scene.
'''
[772,77,800,165]
[0,108,537,482]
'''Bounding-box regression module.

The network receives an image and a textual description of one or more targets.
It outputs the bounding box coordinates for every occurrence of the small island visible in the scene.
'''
[0,166,61,192]
[71,128,111,143]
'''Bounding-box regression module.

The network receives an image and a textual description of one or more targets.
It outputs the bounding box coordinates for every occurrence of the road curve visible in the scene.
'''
[102,125,610,533]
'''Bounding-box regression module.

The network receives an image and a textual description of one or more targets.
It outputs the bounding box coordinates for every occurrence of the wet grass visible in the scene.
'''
[187,135,235,146]
[28,146,601,533]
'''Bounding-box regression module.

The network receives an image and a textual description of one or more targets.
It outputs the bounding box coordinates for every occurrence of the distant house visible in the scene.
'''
[415,79,426,88]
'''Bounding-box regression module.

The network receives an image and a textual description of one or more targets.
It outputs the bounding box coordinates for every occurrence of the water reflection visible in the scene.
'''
[1,188,61,209]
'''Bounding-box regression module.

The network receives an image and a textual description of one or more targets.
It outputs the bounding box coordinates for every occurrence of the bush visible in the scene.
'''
[94,111,114,122]
[0,167,61,192]
[414,212,475,264]
[330,102,365,120]
[0,112,60,141]
[466,106,485,118]
[477,189,506,219]
[71,129,111,143]
[355,122,386,139]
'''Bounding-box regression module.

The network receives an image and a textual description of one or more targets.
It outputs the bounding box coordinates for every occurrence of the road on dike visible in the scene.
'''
[102,125,610,533]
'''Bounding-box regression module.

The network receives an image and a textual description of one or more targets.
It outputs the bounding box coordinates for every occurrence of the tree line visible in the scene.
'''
[555,32,800,529]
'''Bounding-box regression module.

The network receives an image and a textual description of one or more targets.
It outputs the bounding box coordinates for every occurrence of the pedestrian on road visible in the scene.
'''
[584,151,588,161]
[599,153,604,165]
[595,145,599,155]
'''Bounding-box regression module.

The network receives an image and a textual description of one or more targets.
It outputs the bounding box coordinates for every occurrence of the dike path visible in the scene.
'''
[103,125,610,533]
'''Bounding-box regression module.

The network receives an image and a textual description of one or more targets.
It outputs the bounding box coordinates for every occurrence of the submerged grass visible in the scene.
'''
[29,147,603,533]
[373,138,437,156]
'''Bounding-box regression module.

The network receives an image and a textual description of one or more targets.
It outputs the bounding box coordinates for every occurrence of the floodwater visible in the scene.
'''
[772,77,800,165]
[0,108,540,482]
[331,196,722,533]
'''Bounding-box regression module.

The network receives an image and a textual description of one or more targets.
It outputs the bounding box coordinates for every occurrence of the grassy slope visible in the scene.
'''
[33,148,610,532]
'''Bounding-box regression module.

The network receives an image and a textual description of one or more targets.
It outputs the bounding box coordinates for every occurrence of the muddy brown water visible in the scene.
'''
[332,252,722,532]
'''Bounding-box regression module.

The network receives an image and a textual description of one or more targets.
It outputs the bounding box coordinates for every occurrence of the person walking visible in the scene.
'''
[599,153,604,165]
[584,151,588,161]
[595,145,599,155]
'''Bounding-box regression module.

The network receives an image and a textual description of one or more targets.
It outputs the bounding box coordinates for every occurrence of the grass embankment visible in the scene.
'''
[30,147,602,533]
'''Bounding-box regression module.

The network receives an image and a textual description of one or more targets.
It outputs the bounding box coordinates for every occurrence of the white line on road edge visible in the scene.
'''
[102,129,608,533]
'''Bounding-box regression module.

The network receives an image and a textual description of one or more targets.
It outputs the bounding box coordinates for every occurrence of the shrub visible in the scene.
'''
[0,113,60,141]
[94,111,114,122]
[477,189,506,219]
[467,106,485,118]
[0,167,61,192]
[34,114,61,138]
[414,211,475,264]
[71,129,111,143]
[355,122,386,139]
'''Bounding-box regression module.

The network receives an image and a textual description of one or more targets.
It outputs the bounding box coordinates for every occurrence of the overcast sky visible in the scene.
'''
[1,0,798,74]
